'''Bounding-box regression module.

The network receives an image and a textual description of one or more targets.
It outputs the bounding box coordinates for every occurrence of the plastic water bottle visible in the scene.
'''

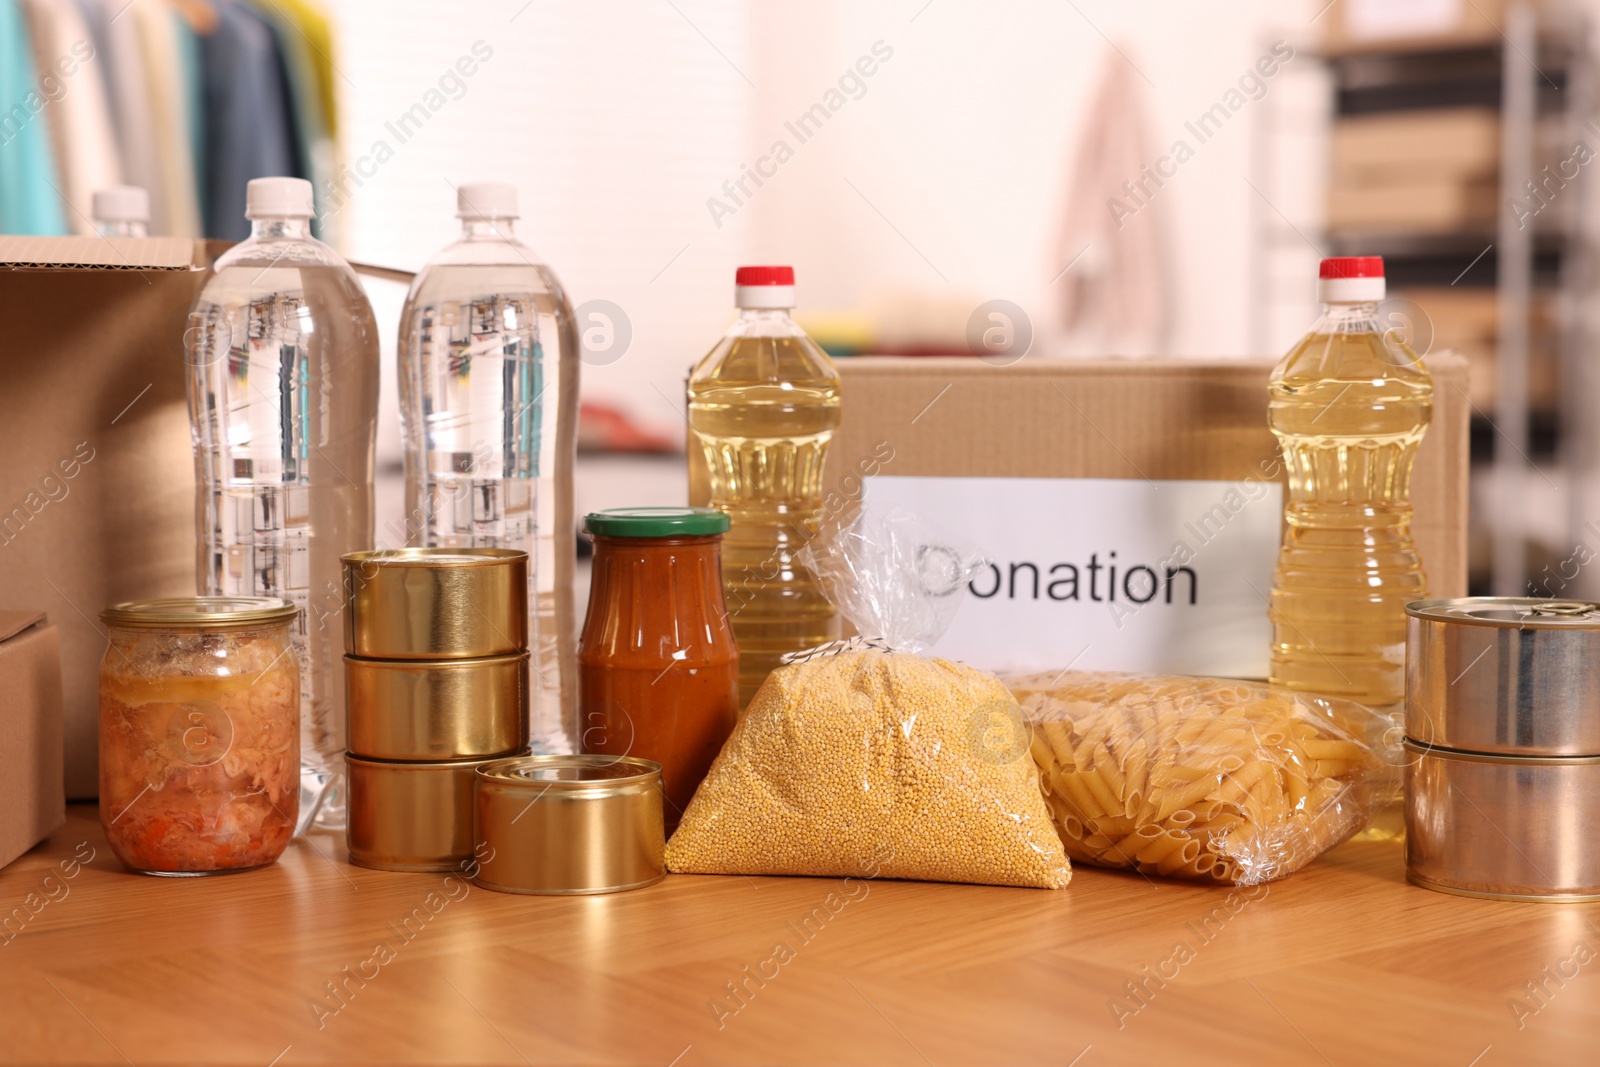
[187,177,381,829]
[397,182,580,753]
[1268,256,1431,707]
[92,185,149,237]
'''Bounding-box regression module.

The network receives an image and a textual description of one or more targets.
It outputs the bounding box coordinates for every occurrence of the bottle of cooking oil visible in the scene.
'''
[1269,256,1431,708]
[688,266,843,705]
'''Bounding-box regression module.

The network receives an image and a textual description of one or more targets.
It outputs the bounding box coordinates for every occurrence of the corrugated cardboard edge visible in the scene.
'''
[0,610,46,645]
[0,236,415,282]
[0,236,203,271]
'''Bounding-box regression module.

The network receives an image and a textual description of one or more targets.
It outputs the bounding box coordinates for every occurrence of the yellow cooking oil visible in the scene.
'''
[1268,304,1432,709]
[688,300,843,707]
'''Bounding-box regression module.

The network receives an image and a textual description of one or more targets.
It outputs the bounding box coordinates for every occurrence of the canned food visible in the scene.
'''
[1406,597,1600,756]
[345,652,529,760]
[474,755,665,895]
[1404,740,1600,901]
[99,597,300,876]
[346,754,504,871]
[343,548,527,660]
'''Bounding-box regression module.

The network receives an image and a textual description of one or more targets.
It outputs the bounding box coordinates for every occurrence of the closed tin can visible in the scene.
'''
[1404,741,1600,901]
[343,548,527,660]
[345,652,529,760]
[474,755,665,895]
[1404,596,1600,901]
[1406,597,1600,756]
[346,754,502,871]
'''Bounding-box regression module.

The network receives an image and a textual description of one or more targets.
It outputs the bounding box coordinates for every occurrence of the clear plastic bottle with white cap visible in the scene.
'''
[186,177,381,830]
[92,185,150,237]
[687,266,843,705]
[1268,256,1431,707]
[397,182,580,753]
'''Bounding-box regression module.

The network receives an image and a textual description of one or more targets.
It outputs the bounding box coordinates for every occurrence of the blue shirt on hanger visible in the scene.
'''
[200,0,301,240]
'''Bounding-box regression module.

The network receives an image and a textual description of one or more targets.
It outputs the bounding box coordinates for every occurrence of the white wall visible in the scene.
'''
[322,0,1320,437]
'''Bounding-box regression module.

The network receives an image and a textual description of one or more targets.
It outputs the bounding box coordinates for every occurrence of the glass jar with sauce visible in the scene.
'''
[99,597,300,875]
[579,509,738,831]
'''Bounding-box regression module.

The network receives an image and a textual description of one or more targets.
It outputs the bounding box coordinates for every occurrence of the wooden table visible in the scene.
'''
[2,805,1596,1065]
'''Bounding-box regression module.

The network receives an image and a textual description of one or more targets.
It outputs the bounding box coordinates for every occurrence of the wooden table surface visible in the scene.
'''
[2,805,1597,1066]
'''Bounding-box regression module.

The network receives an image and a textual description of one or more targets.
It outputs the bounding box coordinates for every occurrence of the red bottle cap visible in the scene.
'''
[734,266,796,309]
[1319,256,1384,279]
[735,265,795,286]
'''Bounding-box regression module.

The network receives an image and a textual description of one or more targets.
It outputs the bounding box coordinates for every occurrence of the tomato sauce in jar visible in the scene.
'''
[579,509,738,830]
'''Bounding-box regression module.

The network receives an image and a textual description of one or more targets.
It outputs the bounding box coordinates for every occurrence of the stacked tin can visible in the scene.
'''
[1405,597,1600,901]
[342,548,532,871]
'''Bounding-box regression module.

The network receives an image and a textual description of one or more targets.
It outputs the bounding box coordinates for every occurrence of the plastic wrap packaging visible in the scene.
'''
[1009,672,1383,886]
[665,510,1071,889]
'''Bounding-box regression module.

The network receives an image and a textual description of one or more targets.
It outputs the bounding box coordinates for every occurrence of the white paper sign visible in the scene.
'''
[860,475,1282,678]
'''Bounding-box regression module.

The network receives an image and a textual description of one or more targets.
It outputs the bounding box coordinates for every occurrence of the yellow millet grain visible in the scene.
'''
[664,650,1071,889]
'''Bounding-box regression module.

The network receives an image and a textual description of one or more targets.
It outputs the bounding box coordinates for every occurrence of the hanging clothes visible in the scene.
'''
[131,0,202,235]
[0,0,68,233]
[18,0,119,234]
[247,0,333,236]
[80,0,165,233]
[200,0,300,239]
[1055,51,1172,357]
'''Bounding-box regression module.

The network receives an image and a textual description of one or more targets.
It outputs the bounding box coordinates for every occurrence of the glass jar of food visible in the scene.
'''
[99,597,300,875]
[578,508,739,832]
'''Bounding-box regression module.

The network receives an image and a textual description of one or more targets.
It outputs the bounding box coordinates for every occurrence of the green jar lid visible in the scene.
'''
[584,507,730,538]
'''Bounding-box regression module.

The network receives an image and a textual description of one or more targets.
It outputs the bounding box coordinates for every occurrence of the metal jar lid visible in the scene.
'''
[1405,597,1600,757]
[101,596,298,630]
[1406,597,1600,628]
[584,507,730,538]
[473,755,664,895]
[342,547,527,659]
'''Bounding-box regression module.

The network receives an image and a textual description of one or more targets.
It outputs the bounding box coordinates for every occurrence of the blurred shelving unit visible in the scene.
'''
[1255,0,1596,596]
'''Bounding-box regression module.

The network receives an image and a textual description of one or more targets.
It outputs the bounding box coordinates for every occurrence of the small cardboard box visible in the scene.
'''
[0,238,211,798]
[0,612,65,869]
[821,355,1469,677]
[1323,0,1509,54]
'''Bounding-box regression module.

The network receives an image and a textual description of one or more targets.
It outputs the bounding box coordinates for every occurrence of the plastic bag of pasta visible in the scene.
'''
[1007,672,1384,886]
[665,510,1071,889]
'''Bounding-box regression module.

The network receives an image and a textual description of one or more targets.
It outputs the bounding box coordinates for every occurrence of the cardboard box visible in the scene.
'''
[1323,0,1510,54]
[1327,176,1498,234]
[1332,110,1500,182]
[821,356,1470,676]
[0,612,65,869]
[1401,289,1557,411]
[0,238,211,797]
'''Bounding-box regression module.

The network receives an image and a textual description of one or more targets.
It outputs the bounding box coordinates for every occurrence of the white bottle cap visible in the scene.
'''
[92,185,149,224]
[1317,256,1385,303]
[457,182,519,219]
[246,177,315,219]
[734,265,796,309]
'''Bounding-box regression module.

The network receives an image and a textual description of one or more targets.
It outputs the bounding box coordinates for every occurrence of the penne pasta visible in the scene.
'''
[1010,670,1382,887]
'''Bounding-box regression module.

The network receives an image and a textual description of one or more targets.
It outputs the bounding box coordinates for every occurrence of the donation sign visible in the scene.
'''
[860,475,1283,678]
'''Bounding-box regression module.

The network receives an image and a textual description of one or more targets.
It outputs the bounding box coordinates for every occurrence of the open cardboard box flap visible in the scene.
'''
[0,237,408,798]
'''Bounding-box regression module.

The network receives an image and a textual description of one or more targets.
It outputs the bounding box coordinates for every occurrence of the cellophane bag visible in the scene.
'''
[1008,672,1384,886]
[665,510,1071,889]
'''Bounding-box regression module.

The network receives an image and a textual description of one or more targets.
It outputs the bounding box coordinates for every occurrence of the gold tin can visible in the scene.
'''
[474,755,665,895]
[1404,740,1600,901]
[346,754,506,872]
[345,652,529,760]
[343,548,527,660]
